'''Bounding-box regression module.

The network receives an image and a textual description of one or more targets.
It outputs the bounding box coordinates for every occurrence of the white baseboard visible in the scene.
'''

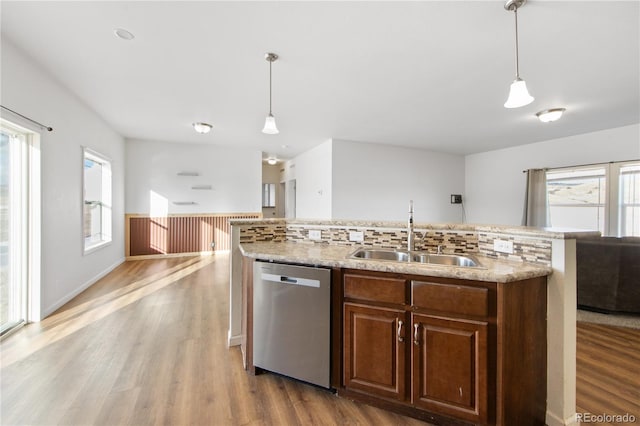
[547,411,579,426]
[42,257,125,318]
[228,329,242,347]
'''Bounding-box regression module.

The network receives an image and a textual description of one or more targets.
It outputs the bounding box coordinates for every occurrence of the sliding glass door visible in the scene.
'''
[1,122,33,335]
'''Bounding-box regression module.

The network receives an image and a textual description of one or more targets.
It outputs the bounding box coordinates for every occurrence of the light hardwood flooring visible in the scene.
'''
[0,255,424,426]
[1,254,638,425]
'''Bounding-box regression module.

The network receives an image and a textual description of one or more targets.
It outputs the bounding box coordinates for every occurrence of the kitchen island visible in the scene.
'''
[240,240,551,425]
[230,219,597,426]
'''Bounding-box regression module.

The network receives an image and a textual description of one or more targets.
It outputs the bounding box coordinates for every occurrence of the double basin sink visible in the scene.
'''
[349,247,481,268]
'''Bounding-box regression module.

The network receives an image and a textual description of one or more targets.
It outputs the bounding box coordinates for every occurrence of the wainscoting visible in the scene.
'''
[125,213,261,258]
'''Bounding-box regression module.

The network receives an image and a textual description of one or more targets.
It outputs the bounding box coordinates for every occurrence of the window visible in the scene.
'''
[262,183,276,208]
[83,148,112,252]
[547,167,606,233]
[619,163,640,236]
[546,161,640,236]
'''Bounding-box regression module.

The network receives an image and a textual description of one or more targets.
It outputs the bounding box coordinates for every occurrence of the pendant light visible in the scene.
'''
[262,52,279,134]
[504,0,534,108]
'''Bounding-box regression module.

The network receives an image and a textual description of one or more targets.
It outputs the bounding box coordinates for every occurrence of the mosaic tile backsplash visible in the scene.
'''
[234,220,553,266]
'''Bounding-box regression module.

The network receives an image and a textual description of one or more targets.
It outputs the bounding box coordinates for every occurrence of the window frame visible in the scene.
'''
[82,147,112,254]
[545,160,640,236]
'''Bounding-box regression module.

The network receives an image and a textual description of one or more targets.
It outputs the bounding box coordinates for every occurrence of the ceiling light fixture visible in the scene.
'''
[503,0,534,109]
[262,52,279,135]
[536,108,566,123]
[193,122,212,134]
[267,157,277,165]
[114,28,135,41]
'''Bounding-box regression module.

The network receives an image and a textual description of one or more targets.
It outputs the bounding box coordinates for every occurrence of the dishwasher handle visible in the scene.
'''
[261,272,321,288]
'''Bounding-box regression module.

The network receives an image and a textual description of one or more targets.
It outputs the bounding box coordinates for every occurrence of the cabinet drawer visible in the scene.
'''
[344,274,406,305]
[412,281,489,318]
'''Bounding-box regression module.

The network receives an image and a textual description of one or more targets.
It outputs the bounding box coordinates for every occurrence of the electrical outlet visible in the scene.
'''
[493,239,514,254]
[349,231,364,242]
[451,194,462,204]
[309,229,322,240]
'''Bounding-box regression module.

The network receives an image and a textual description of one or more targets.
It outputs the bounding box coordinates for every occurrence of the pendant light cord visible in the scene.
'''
[269,60,273,115]
[514,7,520,78]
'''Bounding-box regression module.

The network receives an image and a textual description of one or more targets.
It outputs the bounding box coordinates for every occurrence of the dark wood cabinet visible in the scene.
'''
[339,270,547,426]
[411,314,488,423]
[343,303,407,400]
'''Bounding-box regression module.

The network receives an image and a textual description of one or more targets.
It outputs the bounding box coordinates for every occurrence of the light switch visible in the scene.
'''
[309,229,322,240]
[493,239,514,254]
[349,231,364,242]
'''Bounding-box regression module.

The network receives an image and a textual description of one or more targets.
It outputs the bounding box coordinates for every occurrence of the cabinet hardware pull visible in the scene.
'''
[414,323,420,345]
[397,320,404,342]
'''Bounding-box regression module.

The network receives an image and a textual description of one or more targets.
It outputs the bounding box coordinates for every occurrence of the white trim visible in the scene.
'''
[228,329,242,347]
[546,411,579,426]
[42,257,124,318]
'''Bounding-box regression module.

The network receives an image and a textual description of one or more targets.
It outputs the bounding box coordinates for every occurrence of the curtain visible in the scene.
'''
[521,168,550,227]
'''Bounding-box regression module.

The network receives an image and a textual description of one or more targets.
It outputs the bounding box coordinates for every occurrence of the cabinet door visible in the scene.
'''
[344,303,407,401]
[412,314,488,423]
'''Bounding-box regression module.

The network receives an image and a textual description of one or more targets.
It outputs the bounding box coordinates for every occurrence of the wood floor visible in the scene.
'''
[1,255,638,425]
[576,322,640,425]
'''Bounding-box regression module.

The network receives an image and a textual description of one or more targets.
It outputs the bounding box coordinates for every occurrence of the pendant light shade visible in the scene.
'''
[262,114,279,134]
[262,52,279,135]
[504,78,534,108]
[504,0,534,109]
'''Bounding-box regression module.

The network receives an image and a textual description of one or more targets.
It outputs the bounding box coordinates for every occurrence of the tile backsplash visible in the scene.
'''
[234,220,553,266]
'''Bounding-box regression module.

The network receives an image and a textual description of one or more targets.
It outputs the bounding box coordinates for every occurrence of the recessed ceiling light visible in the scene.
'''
[192,122,213,134]
[114,28,135,41]
[536,108,566,123]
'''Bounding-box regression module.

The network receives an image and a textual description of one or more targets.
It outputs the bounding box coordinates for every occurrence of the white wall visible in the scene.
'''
[331,139,465,222]
[464,124,640,225]
[1,39,126,318]
[125,139,261,214]
[290,140,333,219]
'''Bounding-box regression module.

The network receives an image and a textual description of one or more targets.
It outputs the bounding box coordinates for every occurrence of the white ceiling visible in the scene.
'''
[1,1,639,160]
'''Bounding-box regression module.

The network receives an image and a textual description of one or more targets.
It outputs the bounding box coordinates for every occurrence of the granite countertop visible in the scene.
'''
[239,241,553,283]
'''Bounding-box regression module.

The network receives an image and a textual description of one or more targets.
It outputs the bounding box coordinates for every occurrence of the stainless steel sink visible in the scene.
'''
[410,253,479,267]
[350,248,411,262]
[349,248,480,267]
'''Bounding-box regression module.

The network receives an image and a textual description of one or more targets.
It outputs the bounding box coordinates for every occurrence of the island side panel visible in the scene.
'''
[331,267,343,389]
[496,276,547,425]
[241,256,255,374]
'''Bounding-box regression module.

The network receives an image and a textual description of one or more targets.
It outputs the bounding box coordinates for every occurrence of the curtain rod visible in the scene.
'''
[1,105,53,132]
[522,159,640,173]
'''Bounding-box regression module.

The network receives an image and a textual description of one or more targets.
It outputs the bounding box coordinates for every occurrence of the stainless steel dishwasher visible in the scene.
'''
[253,261,331,388]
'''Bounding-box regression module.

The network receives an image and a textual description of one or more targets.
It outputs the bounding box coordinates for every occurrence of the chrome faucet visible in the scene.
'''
[407,200,415,251]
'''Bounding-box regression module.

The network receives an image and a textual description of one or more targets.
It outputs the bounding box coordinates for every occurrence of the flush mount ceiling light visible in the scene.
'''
[267,157,277,165]
[114,28,135,41]
[262,53,279,135]
[503,0,534,108]
[536,108,566,123]
[192,122,212,134]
